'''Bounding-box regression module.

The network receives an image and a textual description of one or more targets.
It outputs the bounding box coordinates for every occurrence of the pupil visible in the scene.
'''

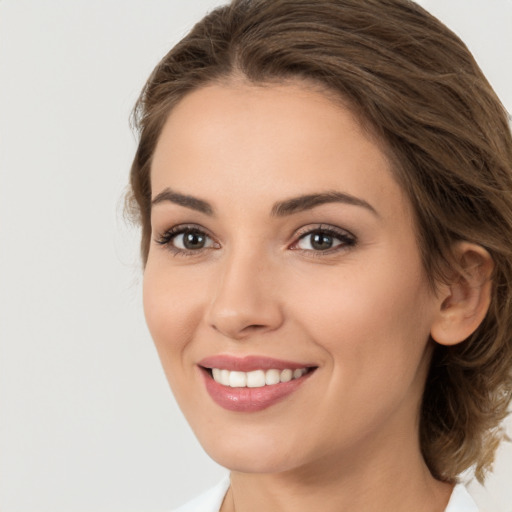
[312,233,333,250]
[184,231,205,249]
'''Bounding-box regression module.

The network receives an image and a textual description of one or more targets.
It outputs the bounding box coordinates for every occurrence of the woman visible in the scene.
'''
[128,0,512,510]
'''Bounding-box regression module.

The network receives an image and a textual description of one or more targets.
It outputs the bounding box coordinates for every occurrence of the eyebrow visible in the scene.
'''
[271,191,379,217]
[151,188,214,215]
[151,188,378,218]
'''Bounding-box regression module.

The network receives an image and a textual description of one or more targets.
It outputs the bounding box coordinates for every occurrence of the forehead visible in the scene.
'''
[150,81,409,220]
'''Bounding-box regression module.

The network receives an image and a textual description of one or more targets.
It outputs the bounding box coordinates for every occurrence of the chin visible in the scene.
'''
[208,446,302,474]
[194,425,308,474]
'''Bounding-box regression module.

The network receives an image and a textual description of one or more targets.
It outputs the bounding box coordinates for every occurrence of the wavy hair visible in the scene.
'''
[128,0,512,483]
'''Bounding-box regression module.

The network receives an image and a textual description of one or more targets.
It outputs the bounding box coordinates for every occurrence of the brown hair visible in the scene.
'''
[128,0,512,483]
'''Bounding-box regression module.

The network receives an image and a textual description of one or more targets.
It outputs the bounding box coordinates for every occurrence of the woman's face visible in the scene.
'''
[144,81,442,475]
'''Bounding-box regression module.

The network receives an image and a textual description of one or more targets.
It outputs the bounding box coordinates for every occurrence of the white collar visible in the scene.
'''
[445,483,479,512]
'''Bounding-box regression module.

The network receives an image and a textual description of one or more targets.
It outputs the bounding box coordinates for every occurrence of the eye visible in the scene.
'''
[173,230,211,250]
[155,225,217,254]
[292,226,356,253]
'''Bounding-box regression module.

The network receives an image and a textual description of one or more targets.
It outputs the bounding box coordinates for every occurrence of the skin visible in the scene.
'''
[143,81,490,511]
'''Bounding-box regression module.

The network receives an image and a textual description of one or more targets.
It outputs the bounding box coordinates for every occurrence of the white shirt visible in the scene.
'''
[172,476,479,512]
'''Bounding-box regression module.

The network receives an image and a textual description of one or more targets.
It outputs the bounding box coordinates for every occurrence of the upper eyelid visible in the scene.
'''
[156,222,353,235]
[155,223,213,238]
[293,224,355,239]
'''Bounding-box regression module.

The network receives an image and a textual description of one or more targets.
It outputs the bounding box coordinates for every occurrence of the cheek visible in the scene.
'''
[288,253,434,380]
[142,262,205,365]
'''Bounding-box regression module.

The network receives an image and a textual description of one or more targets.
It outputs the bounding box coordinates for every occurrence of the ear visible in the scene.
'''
[430,242,494,346]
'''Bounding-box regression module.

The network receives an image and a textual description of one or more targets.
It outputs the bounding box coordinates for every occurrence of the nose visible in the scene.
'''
[205,250,284,340]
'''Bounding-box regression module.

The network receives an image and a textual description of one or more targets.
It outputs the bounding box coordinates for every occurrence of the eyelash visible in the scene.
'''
[154,224,357,257]
[291,225,357,255]
[155,224,218,257]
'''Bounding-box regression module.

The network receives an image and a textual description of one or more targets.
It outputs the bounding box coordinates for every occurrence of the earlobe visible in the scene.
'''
[430,242,494,346]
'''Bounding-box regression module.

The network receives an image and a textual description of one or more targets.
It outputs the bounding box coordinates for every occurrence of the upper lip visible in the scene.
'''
[198,355,315,372]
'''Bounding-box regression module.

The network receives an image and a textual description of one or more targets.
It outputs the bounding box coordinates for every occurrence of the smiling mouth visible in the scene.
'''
[206,367,314,388]
[198,355,317,412]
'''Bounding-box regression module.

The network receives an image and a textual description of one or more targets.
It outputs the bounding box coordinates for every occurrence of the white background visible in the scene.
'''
[0,1,511,511]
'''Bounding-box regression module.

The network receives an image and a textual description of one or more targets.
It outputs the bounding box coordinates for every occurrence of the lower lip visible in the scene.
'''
[201,370,313,412]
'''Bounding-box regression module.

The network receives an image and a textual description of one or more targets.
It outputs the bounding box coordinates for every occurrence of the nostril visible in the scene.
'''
[207,297,284,340]
[239,324,273,335]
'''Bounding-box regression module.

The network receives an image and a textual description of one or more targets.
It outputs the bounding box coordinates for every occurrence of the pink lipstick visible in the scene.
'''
[198,355,316,412]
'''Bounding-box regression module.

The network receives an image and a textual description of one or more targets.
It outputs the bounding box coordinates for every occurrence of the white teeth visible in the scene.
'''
[229,371,247,388]
[211,367,309,388]
[265,369,280,386]
[293,368,304,379]
[280,369,293,382]
[247,370,266,388]
[220,369,230,386]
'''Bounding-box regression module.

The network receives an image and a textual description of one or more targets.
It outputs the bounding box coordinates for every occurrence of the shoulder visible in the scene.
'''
[171,476,230,512]
[444,484,479,512]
